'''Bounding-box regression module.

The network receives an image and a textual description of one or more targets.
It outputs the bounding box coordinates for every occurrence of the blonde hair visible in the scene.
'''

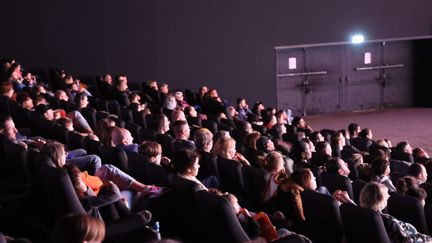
[359,182,389,212]
[212,137,236,159]
[41,142,65,168]
[52,214,105,243]
[263,151,284,174]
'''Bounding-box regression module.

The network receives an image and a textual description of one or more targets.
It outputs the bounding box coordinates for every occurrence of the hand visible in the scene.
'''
[238,208,251,217]
[234,153,250,166]
[333,190,354,204]
[160,156,171,166]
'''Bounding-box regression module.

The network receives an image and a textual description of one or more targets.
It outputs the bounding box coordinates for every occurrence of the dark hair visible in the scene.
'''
[396,176,418,195]
[371,158,389,176]
[359,128,371,139]
[173,149,200,174]
[15,92,31,105]
[291,116,302,127]
[315,141,330,154]
[348,123,359,135]
[408,163,423,178]
[396,141,410,153]
[285,168,313,189]
[326,158,342,173]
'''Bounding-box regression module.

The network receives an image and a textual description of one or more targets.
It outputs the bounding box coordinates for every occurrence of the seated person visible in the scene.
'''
[64,163,128,220]
[359,182,432,242]
[111,127,138,153]
[371,158,396,192]
[171,120,196,154]
[138,141,171,167]
[172,149,221,191]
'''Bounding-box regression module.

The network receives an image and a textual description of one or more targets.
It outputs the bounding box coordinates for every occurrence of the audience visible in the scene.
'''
[2,59,432,242]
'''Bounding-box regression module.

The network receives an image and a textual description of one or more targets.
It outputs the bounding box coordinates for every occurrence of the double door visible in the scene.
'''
[276,41,413,115]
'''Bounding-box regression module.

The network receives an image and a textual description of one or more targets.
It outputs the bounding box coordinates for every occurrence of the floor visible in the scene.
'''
[305,108,432,154]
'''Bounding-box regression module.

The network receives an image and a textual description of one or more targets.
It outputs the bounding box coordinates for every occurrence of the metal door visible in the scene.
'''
[276,46,341,115]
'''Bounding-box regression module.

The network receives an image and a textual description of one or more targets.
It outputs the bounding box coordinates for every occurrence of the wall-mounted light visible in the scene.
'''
[351,34,365,44]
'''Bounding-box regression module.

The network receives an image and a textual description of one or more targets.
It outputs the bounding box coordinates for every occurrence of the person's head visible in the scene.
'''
[174,91,184,102]
[74,93,89,109]
[326,158,350,177]
[111,127,133,146]
[0,115,17,141]
[291,141,312,161]
[288,168,316,190]
[309,131,324,145]
[170,109,186,122]
[408,163,428,184]
[396,176,418,195]
[184,106,197,118]
[291,116,306,128]
[63,164,87,198]
[256,136,275,153]
[57,117,74,131]
[193,128,213,152]
[242,121,253,134]
[371,158,390,176]
[396,141,413,154]
[52,214,105,243]
[349,153,364,167]
[147,80,158,91]
[222,193,241,215]
[330,131,346,147]
[173,149,200,177]
[315,141,332,156]
[252,101,264,114]
[154,114,170,134]
[348,123,360,137]
[243,132,260,150]
[359,128,372,139]
[359,182,389,212]
[139,141,162,165]
[237,97,247,108]
[15,92,34,109]
[375,139,389,148]
[212,137,237,160]
[227,106,238,118]
[0,80,14,97]
[275,110,288,124]
[198,86,208,96]
[413,147,429,159]
[208,89,219,98]
[263,151,285,174]
[115,75,128,91]
[103,74,112,85]
[54,90,69,102]
[160,83,169,94]
[172,120,190,140]
[41,142,67,168]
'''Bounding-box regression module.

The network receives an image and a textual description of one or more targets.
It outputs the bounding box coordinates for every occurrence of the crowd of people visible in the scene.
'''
[1,58,432,242]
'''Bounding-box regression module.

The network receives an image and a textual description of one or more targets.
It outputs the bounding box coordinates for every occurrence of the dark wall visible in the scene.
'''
[1,1,432,107]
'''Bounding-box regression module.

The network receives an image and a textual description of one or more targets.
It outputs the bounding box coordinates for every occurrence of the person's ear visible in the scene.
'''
[0,128,4,134]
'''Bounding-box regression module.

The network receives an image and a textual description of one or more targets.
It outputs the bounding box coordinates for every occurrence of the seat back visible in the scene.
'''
[125,122,141,144]
[301,190,343,243]
[387,191,429,234]
[193,190,250,243]
[340,203,391,243]
[68,131,85,150]
[241,165,269,211]
[100,145,128,173]
[352,179,367,205]
[217,157,245,196]
[320,172,354,199]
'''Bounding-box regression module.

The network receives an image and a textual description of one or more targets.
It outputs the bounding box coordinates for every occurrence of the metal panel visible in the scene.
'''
[345,42,383,110]
[276,39,414,115]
